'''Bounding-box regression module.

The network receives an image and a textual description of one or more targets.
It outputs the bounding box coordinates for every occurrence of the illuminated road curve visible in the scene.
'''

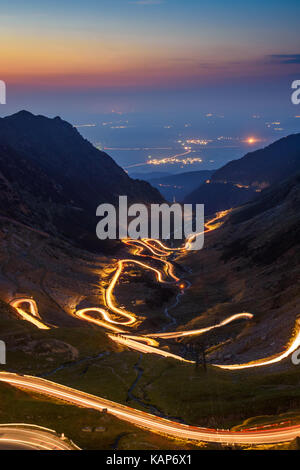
[108,334,194,363]
[0,423,78,450]
[5,208,300,445]
[215,318,300,370]
[10,298,50,330]
[117,318,300,370]
[9,207,300,370]
[10,294,300,372]
[143,209,232,253]
[1,372,300,445]
[147,313,254,339]
[104,257,179,326]
[8,211,230,333]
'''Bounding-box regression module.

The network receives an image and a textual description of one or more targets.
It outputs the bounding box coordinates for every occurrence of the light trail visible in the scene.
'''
[142,238,182,254]
[214,319,300,370]
[1,372,300,444]
[6,207,300,445]
[120,335,160,347]
[147,313,253,339]
[9,298,50,330]
[10,209,298,372]
[12,295,300,372]
[122,239,180,281]
[75,308,126,333]
[140,209,232,254]
[185,209,231,251]
[104,261,136,325]
[104,258,177,327]
[123,238,172,257]
[108,334,193,362]
[0,424,78,450]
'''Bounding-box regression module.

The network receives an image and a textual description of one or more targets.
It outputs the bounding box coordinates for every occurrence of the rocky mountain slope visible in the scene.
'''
[184,133,300,214]
[176,173,300,366]
[0,111,163,250]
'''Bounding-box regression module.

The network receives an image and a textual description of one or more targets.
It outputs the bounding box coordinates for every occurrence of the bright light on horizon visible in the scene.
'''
[245,137,259,145]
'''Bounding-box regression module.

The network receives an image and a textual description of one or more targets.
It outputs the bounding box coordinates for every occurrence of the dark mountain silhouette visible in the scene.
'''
[184,133,300,213]
[0,111,163,250]
[184,181,254,214]
[222,172,300,264]
[147,169,215,201]
[181,171,300,370]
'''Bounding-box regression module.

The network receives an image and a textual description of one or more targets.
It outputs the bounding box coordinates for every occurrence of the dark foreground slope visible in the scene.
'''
[185,133,300,213]
[0,111,163,250]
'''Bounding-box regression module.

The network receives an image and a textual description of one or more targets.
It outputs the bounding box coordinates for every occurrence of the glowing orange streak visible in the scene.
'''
[105,257,175,327]
[215,319,300,370]
[104,261,138,325]
[185,209,232,250]
[122,239,179,281]
[0,424,77,450]
[110,317,300,371]
[147,313,253,339]
[11,296,300,371]
[140,209,232,253]
[143,238,182,254]
[8,206,298,372]
[117,258,174,284]
[0,439,58,451]
[2,372,300,444]
[10,298,50,330]
[75,308,126,333]
[121,335,159,347]
[126,238,170,257]
[122,239,144,256]
[163,259,180,282]
[3,371,300,445]
[108,334,193,362]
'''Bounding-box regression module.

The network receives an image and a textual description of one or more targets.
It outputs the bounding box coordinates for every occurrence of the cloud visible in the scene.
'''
[267,54,300,64]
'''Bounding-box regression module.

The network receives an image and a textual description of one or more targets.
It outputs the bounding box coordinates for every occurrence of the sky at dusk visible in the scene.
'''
[1,0,300,172]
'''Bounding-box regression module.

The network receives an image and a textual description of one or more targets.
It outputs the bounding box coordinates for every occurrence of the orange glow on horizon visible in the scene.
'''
[244,137,260,145]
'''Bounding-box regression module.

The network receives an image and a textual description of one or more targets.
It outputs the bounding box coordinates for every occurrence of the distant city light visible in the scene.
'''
[186,139,211,146]
[245,137,258,144]
[74,123,96,128]
[147,156,202,166]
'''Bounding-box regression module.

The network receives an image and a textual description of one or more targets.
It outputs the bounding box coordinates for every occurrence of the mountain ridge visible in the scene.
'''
[184,133,300,213]
[0,111,163,250]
